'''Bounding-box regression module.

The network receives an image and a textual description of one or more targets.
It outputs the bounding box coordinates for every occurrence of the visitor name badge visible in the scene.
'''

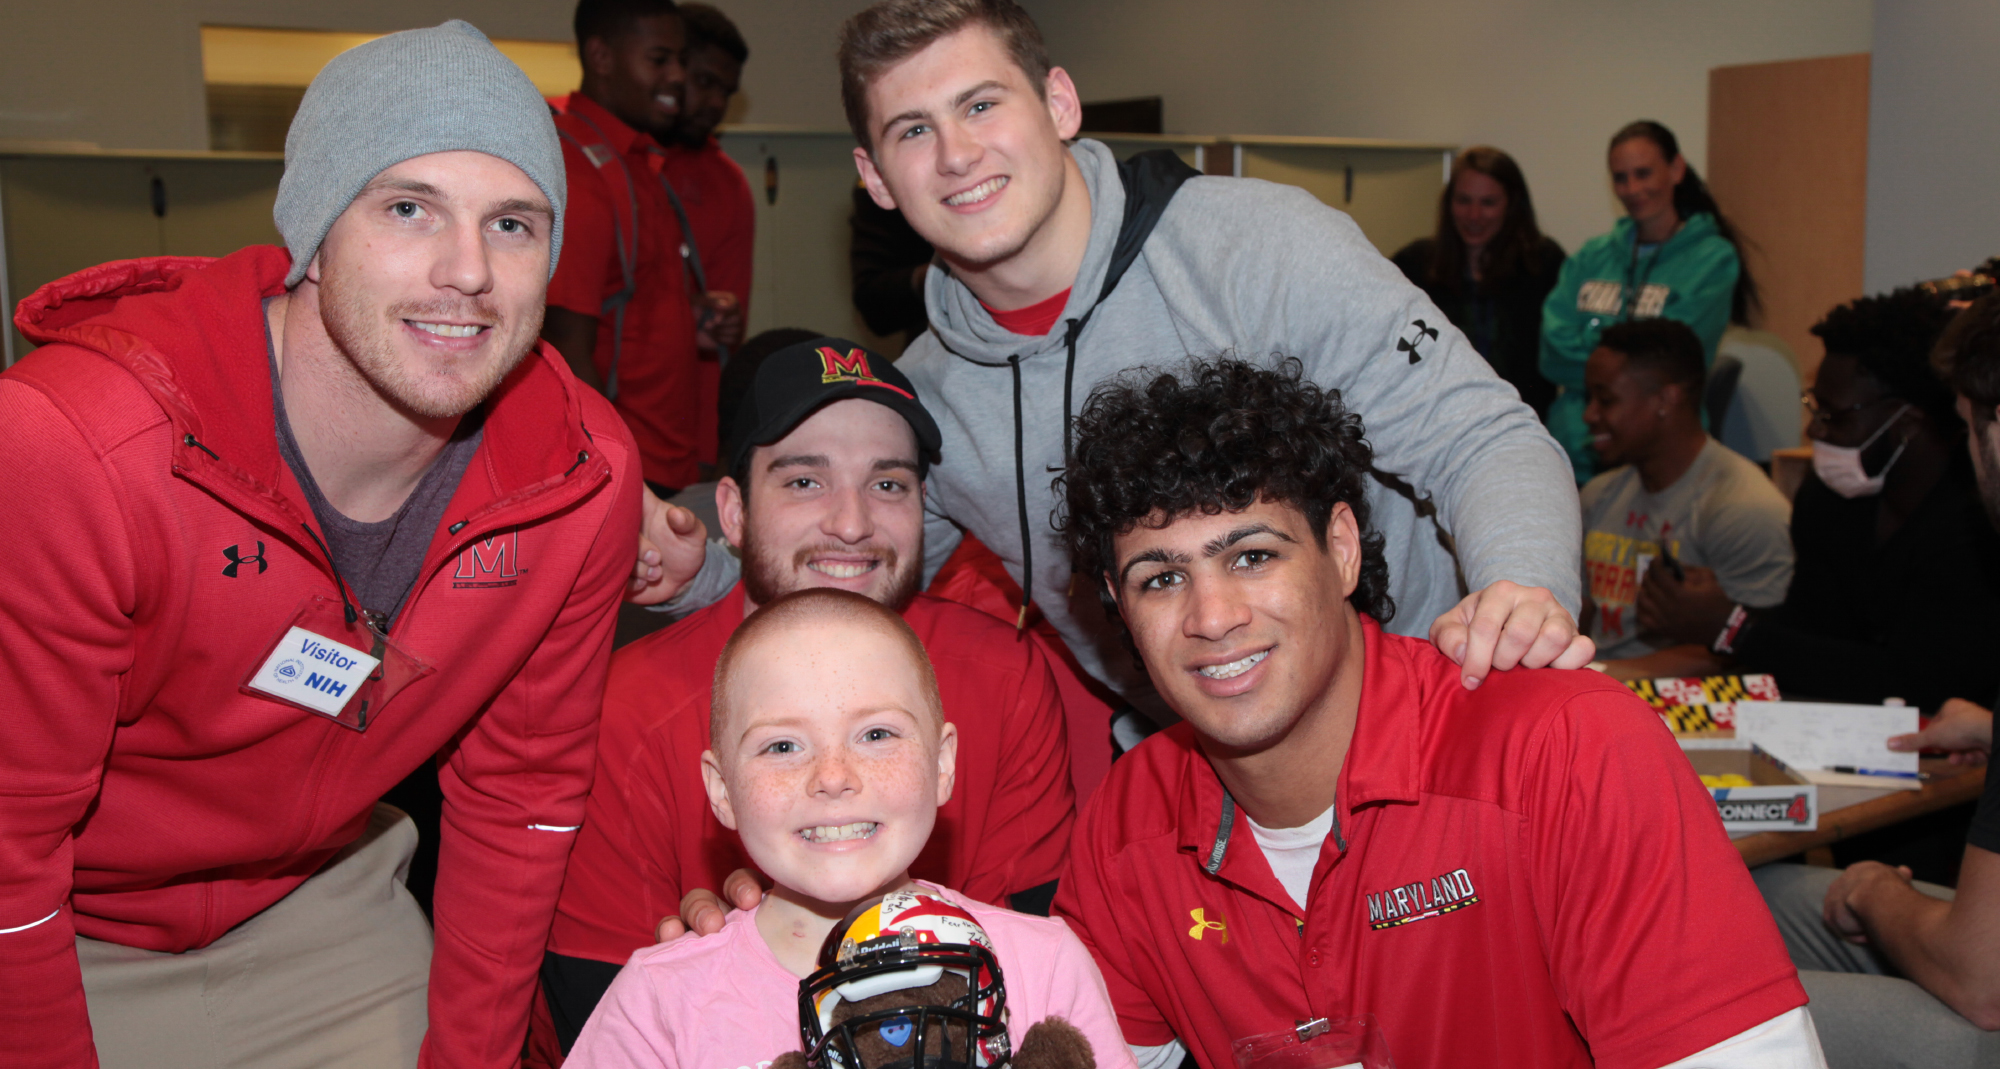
[248,626,381,718]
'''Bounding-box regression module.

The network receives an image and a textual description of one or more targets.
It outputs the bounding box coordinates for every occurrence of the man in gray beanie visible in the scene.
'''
[0,20,642,1069]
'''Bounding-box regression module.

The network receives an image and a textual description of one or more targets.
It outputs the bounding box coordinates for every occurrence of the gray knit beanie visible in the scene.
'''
[275,19,565,287]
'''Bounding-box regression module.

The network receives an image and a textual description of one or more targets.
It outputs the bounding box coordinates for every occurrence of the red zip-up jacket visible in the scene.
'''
[0,247,642,1068]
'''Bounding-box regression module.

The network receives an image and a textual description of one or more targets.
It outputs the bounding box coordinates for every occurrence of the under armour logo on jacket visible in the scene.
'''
[222,542,267,577]
[1398,319,1440,364]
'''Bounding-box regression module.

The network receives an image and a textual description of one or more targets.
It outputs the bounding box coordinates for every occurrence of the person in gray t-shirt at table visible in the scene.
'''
[1575,319,1793,675]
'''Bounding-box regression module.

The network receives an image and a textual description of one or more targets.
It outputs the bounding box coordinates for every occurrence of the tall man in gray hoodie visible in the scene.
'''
[638,0,1591,737]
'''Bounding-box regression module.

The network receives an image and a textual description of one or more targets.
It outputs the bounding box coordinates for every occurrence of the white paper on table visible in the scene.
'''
[1732,701,1920,776]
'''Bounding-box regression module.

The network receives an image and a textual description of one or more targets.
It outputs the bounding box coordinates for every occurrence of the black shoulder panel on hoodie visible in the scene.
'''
[1100,149,1200,304]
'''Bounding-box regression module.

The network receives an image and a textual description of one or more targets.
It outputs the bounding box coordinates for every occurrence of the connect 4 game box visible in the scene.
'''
[1625,674,1781,735]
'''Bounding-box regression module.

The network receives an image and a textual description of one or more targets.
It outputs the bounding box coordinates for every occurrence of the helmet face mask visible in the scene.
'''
[798,893,1011,1069]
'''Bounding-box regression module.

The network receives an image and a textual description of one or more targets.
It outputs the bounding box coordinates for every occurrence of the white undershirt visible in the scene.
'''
[1123,811,1829,1069]
[1244,805,1335,913]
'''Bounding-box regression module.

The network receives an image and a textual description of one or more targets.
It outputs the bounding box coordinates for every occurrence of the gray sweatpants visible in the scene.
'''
[76,803,433,1069]
[1755,863,2000,1068]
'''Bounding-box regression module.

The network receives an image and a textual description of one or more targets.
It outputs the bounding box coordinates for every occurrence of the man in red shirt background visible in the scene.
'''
[661,3,754,469]
[1050,358,1819,1069]
[545,0,704,493]
[533,338,1074,1061]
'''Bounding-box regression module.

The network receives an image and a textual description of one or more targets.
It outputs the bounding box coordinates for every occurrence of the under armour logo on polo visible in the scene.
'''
[1397,319,1440,364]
[222,542,268,577]
[1187,907,1228,944]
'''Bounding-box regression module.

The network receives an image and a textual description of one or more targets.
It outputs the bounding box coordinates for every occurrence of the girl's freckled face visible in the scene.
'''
[706,618,954,906]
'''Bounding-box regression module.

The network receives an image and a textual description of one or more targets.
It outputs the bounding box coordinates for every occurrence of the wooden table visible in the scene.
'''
[1734,759,1988,867]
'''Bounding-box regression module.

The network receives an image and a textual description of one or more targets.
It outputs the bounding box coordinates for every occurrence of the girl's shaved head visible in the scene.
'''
[711,587,942,743]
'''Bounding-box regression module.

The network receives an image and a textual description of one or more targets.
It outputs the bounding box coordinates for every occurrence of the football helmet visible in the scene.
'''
[798,891,1010,1069]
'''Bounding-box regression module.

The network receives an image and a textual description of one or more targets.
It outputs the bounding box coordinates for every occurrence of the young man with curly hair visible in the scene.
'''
[1050,358,1822,1069]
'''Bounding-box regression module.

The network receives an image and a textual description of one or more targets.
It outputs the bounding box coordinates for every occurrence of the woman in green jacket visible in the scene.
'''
[1541,120,1760,480]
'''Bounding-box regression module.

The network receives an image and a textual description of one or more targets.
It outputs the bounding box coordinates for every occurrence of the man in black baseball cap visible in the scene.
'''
[723,335,941,488]
[536,336,1074,1058]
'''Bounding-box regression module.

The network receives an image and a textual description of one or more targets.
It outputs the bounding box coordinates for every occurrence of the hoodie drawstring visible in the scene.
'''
[1062,318,1083,466]
[955,149,1199,636]
[1001,320,1085,632]
[1007,354,1033,631]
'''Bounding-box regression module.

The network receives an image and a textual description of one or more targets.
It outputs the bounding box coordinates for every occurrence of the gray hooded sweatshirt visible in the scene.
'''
[672,140,1579,719]
[903,139,1578,714]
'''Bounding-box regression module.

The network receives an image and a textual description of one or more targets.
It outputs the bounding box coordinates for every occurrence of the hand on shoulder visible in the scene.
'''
[1429,581,1595,689]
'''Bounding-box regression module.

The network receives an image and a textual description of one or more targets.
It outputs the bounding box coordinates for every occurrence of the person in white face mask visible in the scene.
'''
[1637,286,2000,713]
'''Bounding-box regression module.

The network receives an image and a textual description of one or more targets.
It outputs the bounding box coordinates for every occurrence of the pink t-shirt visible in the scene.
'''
[567,882,1140,1069]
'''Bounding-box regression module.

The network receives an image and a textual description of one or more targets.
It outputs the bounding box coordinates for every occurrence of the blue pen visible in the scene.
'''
[1829,766,1921,779]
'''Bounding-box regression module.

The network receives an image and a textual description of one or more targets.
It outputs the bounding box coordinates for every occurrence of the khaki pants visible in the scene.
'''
[1755,863,2000,1069]
[77,804,433,1069]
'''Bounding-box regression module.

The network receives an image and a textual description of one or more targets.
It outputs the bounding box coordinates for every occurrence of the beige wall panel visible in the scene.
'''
[1707,53,1870,390]
[718,131,906,357]
[1238,145,1443,258]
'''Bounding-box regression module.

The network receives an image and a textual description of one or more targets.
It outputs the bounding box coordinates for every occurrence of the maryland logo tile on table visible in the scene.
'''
[1626,673,1780,734]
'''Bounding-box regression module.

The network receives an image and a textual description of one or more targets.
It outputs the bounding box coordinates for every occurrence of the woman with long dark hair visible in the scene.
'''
[1393,146,1566,416]
[1541,120,1760,480]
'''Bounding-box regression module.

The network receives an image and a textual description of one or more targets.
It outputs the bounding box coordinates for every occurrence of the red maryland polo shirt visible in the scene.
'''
[551,584,1076,966]
[1055,618,1804,1069]
[549,93,702,488]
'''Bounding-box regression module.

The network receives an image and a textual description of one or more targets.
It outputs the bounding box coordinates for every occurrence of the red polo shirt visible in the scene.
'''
[926,532,1117,805]
[550,583,1076,966]
[1054,618,1804,1069]
[658,138,753,467]
[549,93,702,488]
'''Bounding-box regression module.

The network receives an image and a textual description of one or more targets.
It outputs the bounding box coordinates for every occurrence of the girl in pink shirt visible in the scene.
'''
[565,590,1134,1069]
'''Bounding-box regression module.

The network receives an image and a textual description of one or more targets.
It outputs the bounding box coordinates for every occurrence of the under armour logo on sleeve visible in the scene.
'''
[222,542,268,577]
[1397,319,1441,364]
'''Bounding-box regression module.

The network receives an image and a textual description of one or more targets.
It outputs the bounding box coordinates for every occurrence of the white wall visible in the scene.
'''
[1864,0,2000,293]
[1022,0,1871,255]
[0,0,871,153]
